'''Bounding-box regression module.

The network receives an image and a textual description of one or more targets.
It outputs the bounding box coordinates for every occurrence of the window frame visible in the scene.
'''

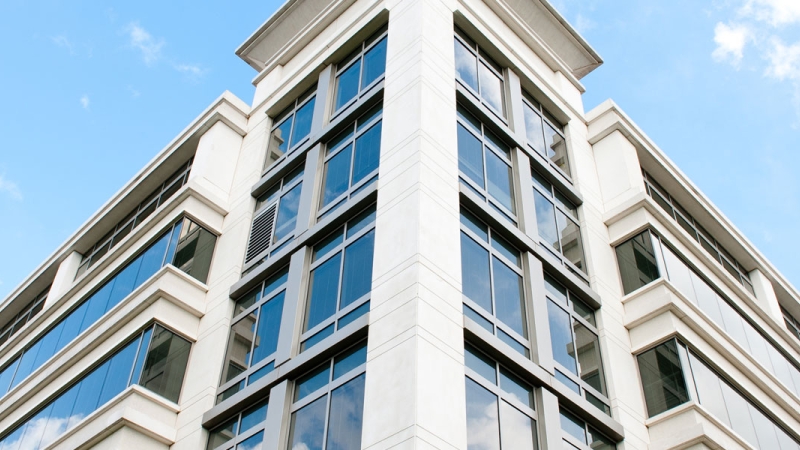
[265,88,317,172]
[454,27,507,121]
[460,208,530,357]
[331,26,388,118]
[0,287,49,348]
[560,407,616,450]
[783,307,800,341]
[521,91,571,179]
[206,398,270,450]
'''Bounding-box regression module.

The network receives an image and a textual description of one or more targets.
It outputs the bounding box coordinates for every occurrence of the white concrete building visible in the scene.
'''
[1,0,800,449]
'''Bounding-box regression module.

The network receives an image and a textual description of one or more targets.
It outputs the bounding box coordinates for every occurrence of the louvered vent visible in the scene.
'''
[245,203,277,263]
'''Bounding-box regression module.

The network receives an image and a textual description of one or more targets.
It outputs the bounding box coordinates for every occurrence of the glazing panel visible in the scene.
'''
[274,184,303,243]
[31,321,65,370]
[461,209,488,242]
[743,323,775,373]
[492,257,525,337]
[499,368,533,408]
[292,99,315,148]
[478,62,503,113]
[543,122,568,174]
[222,311,258,383]
[333,343,367,380]
[296,364,330,402]
[615,231,660,295]
[306,253,342,330]
[465,345,497,385]
[548,301,577,374]
[534,191,558,250]
[338,302,370,329]
[322,144,353,206]
[465,377,500,450]
[17,403,53,450]
[767,345,796,393]
[271,117,293,159]
[173,221,216,283]
[240,400,269,433]
[461,233,492,313]
[523,104,545,155]
[340,230,375,310]
[556,211,584,271]
[97,339,139,406]
[236,431,263,450]
[458,124,485,188]
[559,409,586,444]
[352,122,381,185]
[346,206,376,239]
[40,384,80,448]
[692,273,724,326]
[573,321,605,395]
[0,358,19,395]
[587,427,616,450]
[233,287,259,315]
[251,293,285,365]
[719,382,758,447]
[71,359,111,421]
[688,352,730,427]
[207,417,238,450]
[750,404,780,450]
[335,60,361,111]
[636,340,689,417]
[326,374,366,450]
[106,258,142,311]
[361,37,387,88]
[490,234,519,267]
[80,283,112,332]
[717,300,749,352]
[135,231,171,285]
[454,38,478,91]
[661,245,696,305]
[130,327,153,387]
[499,402,536,450]
[288,395,327,450]
[139,326,191,403]
[485,149,514,213]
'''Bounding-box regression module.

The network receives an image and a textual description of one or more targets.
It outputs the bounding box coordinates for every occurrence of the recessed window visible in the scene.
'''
[614,230,660,295]
[560,408,615,450]
[457,105,516,222]
[288,341,367,450]
[0,324,191,450]
[783,307,800,341]
[319,104,382,218]
[460,208,529,356]
[302,206,375,351]
[465,344,538,450]
[217,268,288,404]
[532,169,585,274]
[636,339,689,417]
[265,88,316,171]
[522,91,570,177]
[333,27,387,113]
[544,275,609,415]
[207,399,269,450]
[454,28,505,117]
[245,165,304,266]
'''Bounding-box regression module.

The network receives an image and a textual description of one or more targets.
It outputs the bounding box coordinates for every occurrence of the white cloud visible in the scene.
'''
[51,35,75,55]
[0,174,22,201]
[740,0,800,26]
[173,63,206,78]
[712,22,751,67]
[80,94,90,109]
[125,22,164,65]
[765,37,800,80]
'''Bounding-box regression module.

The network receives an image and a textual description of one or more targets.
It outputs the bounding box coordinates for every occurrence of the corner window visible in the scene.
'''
[454,28,505,117]
[457,105,516,222]
[522,92,570,177]
[333,27,387,113]
[265,89,316,171]
[245,165,304,266]
[0,324,191,450]
[532,169,585,274]
[319,105,382,218]
[544,275,609,414]
[302,206,375,351]
[636,339,689,417]
[465,343,538,450]
[614,230,660,295]
[288,341,367,450]
[460,208,529,356]
[207,399,269,450]
[217,268,289,403]
[560,408,615,450]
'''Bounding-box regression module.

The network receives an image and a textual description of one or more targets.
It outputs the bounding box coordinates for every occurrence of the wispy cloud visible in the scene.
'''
[0,174,22,201]
[125,22,164,66]
[51,35,75,55]
[80,94,90,110]
[765,37,800,80]
[740,0,800,26]
[173,63,208,81]
[712,22,751,67]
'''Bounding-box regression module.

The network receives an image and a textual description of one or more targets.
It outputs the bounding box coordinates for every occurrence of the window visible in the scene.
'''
[614,230,660,295]
[460,208,529,357]
[217,268,288,404]
[465,343,538,450]
[0,324,191,450]
[457,105,516,222]
[559,408,615,450]
[454,27,505,117]
[245,165,304,266]
[288,341,367,450]
[0,286,49,348]
[207,399,269,450]
[76,159,193,278]
[784,307,800,341]
[532,169,585,275]
[319,105,382,218]
[642,171,754,295]
[0,217,215,398]
[544,275,609,415]
[333,27,387,113]
[637,339,800,450]
[265,89,316,171]
[302,206,375,351]
[522,91,570,176]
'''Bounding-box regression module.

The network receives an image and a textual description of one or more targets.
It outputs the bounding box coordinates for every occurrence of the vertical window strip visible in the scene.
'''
[453,27,506,118]
[265,88,317,172]
[783,307,800,341]
[332,26,387,115]
[642,170,754,295]
[0,324,191,450]
[0,286,50,348]
[521,91,571,177]
[532,168,586,277]
[76,159,194,278]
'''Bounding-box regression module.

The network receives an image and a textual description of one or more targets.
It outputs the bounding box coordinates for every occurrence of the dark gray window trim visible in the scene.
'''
[783,307,800,342]
[459,183,600,308]
[202,314,368,429]
[0,286,49,349]
[464,316,624,442]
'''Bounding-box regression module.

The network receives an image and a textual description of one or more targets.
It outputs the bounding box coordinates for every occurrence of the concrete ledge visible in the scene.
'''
[646,403,750,450]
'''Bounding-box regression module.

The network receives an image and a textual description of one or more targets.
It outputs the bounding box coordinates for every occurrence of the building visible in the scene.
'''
[1,0,800,447]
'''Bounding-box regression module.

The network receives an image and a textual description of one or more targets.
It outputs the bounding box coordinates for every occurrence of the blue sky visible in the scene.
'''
[0,0,798,300]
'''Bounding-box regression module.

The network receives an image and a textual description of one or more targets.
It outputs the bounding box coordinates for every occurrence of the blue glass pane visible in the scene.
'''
[492,258,525,337]
[0,357,20,395]
[465,377,500,450]
[273,116,294,156]
[548,301,577,374]
[54,301,87,353]
[454,38,478,91]
[559,409,586,444]
[263,267,290,296]
[0,424,25,450]
[31,321,65,369]
[236,431,263,450]
[322,144,353,207]
[164,221,183,269]
[70,359,111,421]
[327,374,366,450]
[11,340,41,390]
[301,325,334,352]
[80,283,112,331]
[497,329,528,357]
[485,149,514,213]
[461,233,491,313]
[523,104,546,155]
[500,402,536,450]
[478,61,504,113]
[135,230,171,285]
[314,229,344,262]
[97,339,139,406]
[240,400,269,433]
[457,124,484,188]
[351,122,381,185]
[333,342,367,380]
[499,368,533,408]
[18,402,53,450]
[130,327,153,385]
[248,362,274,385]
[490,234,519,267]
[460,209,488,242]
[274,183,302,243]
[40,383,80,448]
[463,305,493,333]
[338,301,370,329]
[335,60,361,111]
[106,257,142,312]
[289,396,327,450]
[306,253,342,330]
[534,191,559,250]
[361,37,387,89]
[291,98,315,148]
[340,231,375,309]
[555,370,581,394]
[346,206,376,239]
[295,364,330,402]
[465,345,497,384]
[251,292,284,365]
